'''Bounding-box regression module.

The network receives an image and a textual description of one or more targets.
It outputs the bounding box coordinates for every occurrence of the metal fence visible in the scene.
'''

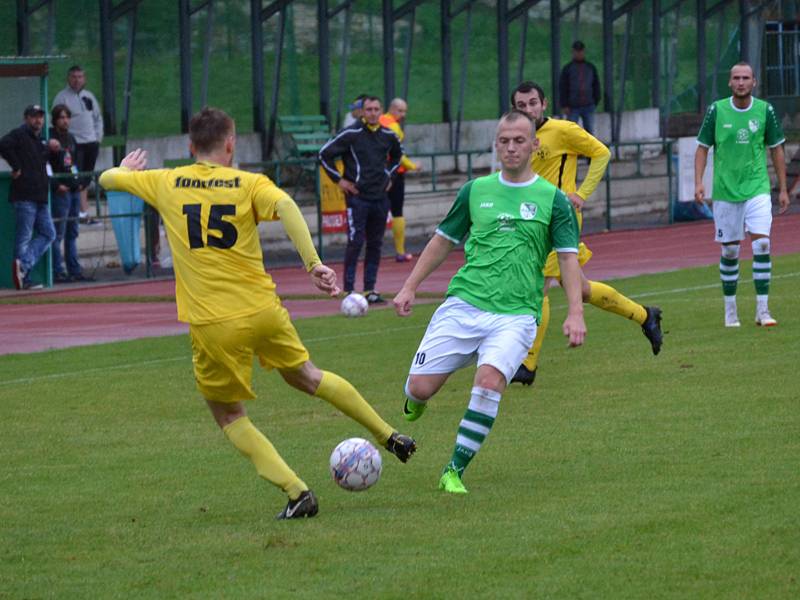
[56,141,681,283]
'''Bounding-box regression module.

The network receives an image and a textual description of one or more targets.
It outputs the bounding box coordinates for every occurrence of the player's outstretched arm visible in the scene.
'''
[97,148,156,199]
[121,148,148,171]
[557,252,586,347]
[393,233,454,317]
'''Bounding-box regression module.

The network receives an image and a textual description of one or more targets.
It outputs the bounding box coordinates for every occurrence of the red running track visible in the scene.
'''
[2,215,799,355]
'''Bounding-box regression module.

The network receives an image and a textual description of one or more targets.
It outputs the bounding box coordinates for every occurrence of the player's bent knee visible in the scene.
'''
[406,374,441,401]
[279,361,322,395]
[206,399,246,428]
[474,365,506,393]
[752,237,770,254]
[721,243,740,259]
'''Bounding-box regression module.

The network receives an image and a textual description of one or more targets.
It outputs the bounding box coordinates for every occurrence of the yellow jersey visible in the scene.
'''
[100,162,301,325]
[379,113,417,173]
[532,118,610,199]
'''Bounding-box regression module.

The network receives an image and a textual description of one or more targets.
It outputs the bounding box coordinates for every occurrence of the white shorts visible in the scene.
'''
[713,194,772,243]
[408,296,537,385]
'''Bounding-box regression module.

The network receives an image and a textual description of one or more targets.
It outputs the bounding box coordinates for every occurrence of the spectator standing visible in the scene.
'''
[342,94,367,129]
[0,105,58,290]
[319,96,403,304]
[559,41,601,135]
[379,98,422,262]
[52,65,103,223]
[49,104,91,283]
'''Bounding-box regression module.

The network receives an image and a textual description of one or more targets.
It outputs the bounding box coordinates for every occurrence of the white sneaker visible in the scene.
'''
[755,310,777,327]
[725,305,741,328]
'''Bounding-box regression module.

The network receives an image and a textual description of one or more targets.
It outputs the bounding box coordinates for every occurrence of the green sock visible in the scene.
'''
[447,387,500,476]
[720,244,740,297]
[752,239,771,295]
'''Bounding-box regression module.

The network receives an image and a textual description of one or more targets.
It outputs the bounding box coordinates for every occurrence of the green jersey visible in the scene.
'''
[436,171,579,318]
[696,96,785,202]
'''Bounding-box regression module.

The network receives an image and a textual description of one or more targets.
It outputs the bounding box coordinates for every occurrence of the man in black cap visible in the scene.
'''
[0,105,59,289]
[559,41,601,135]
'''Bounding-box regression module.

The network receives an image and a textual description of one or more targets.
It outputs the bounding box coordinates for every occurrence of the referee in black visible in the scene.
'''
[319,96,402,304]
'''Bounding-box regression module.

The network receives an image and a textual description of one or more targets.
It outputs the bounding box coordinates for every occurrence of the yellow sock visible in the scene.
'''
[523,295,550,371]
[393,216,406,255]
[223,417,307,500]
[588,281,647,324]
[316,371,394,445]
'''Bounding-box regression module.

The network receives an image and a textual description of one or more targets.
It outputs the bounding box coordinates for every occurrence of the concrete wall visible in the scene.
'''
[0,108,661,173]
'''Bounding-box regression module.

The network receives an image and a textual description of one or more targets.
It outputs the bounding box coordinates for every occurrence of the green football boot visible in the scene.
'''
[438,467,468,494]
[403,398,427,422]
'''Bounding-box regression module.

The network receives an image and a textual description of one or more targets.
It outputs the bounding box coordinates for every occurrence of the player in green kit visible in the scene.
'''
[392,111,586,494]
[695,62,790,327]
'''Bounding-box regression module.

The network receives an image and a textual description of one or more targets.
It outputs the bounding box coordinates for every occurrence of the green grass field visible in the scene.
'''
[2,257,799,599]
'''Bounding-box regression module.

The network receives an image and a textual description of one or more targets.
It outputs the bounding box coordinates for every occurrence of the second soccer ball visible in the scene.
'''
[341,293,368,317]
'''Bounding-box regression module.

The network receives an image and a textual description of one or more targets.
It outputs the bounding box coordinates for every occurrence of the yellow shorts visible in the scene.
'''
[189,297,309,402]
[542,242,593,278]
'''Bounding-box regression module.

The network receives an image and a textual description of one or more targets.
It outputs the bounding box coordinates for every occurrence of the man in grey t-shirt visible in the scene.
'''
[52,65,104,222]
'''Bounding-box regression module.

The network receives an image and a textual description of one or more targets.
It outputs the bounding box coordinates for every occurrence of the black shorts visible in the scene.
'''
[389,172,405,217]
[75,142,100,187]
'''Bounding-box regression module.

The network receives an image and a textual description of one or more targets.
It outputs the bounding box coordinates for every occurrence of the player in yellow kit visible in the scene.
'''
[379,98,421,261]
[98,107,416,519]
[510,82,663,386]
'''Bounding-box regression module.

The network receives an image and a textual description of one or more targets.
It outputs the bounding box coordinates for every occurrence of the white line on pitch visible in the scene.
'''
[2,271,798,387]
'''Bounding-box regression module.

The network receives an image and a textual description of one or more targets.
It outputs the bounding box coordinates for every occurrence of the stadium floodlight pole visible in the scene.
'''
[383,0,395,104]
[251,0,266,159]
[179,0,192,133]
[550,0,560,112]
[382,0,425,110]
[697,0,706,111]
[602,0,614,145]
[16,0,59,56]
[497,0,509,117]
[317,0,330,123]
[652,0,661,114]
[440,0,452,126]
[497,0,542,117]
[99,0,118,141]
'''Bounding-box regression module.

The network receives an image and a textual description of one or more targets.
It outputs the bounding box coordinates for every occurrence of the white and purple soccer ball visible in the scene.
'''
[340,293,369,318]
[329,437,382,491]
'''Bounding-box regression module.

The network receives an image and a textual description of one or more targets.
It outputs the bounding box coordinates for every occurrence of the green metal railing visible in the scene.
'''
[603,139,676,230]
[240,148,493,259]
[62,141,677,278]
[52,171,159,278]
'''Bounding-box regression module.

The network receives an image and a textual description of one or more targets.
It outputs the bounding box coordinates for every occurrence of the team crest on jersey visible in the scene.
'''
[736,129,750,144]
[519,203,537,220]
[497,212,515,231]
[748,119,759,133]
[535,146,550,161]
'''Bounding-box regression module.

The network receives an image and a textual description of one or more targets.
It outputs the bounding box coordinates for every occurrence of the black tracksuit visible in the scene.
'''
[0,124,51,203]
[319,122,402,293]
[48,127,81,193]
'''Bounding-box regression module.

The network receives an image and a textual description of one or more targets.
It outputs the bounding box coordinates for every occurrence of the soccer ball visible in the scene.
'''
[329,437,382,491]
[341,293,368,317]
